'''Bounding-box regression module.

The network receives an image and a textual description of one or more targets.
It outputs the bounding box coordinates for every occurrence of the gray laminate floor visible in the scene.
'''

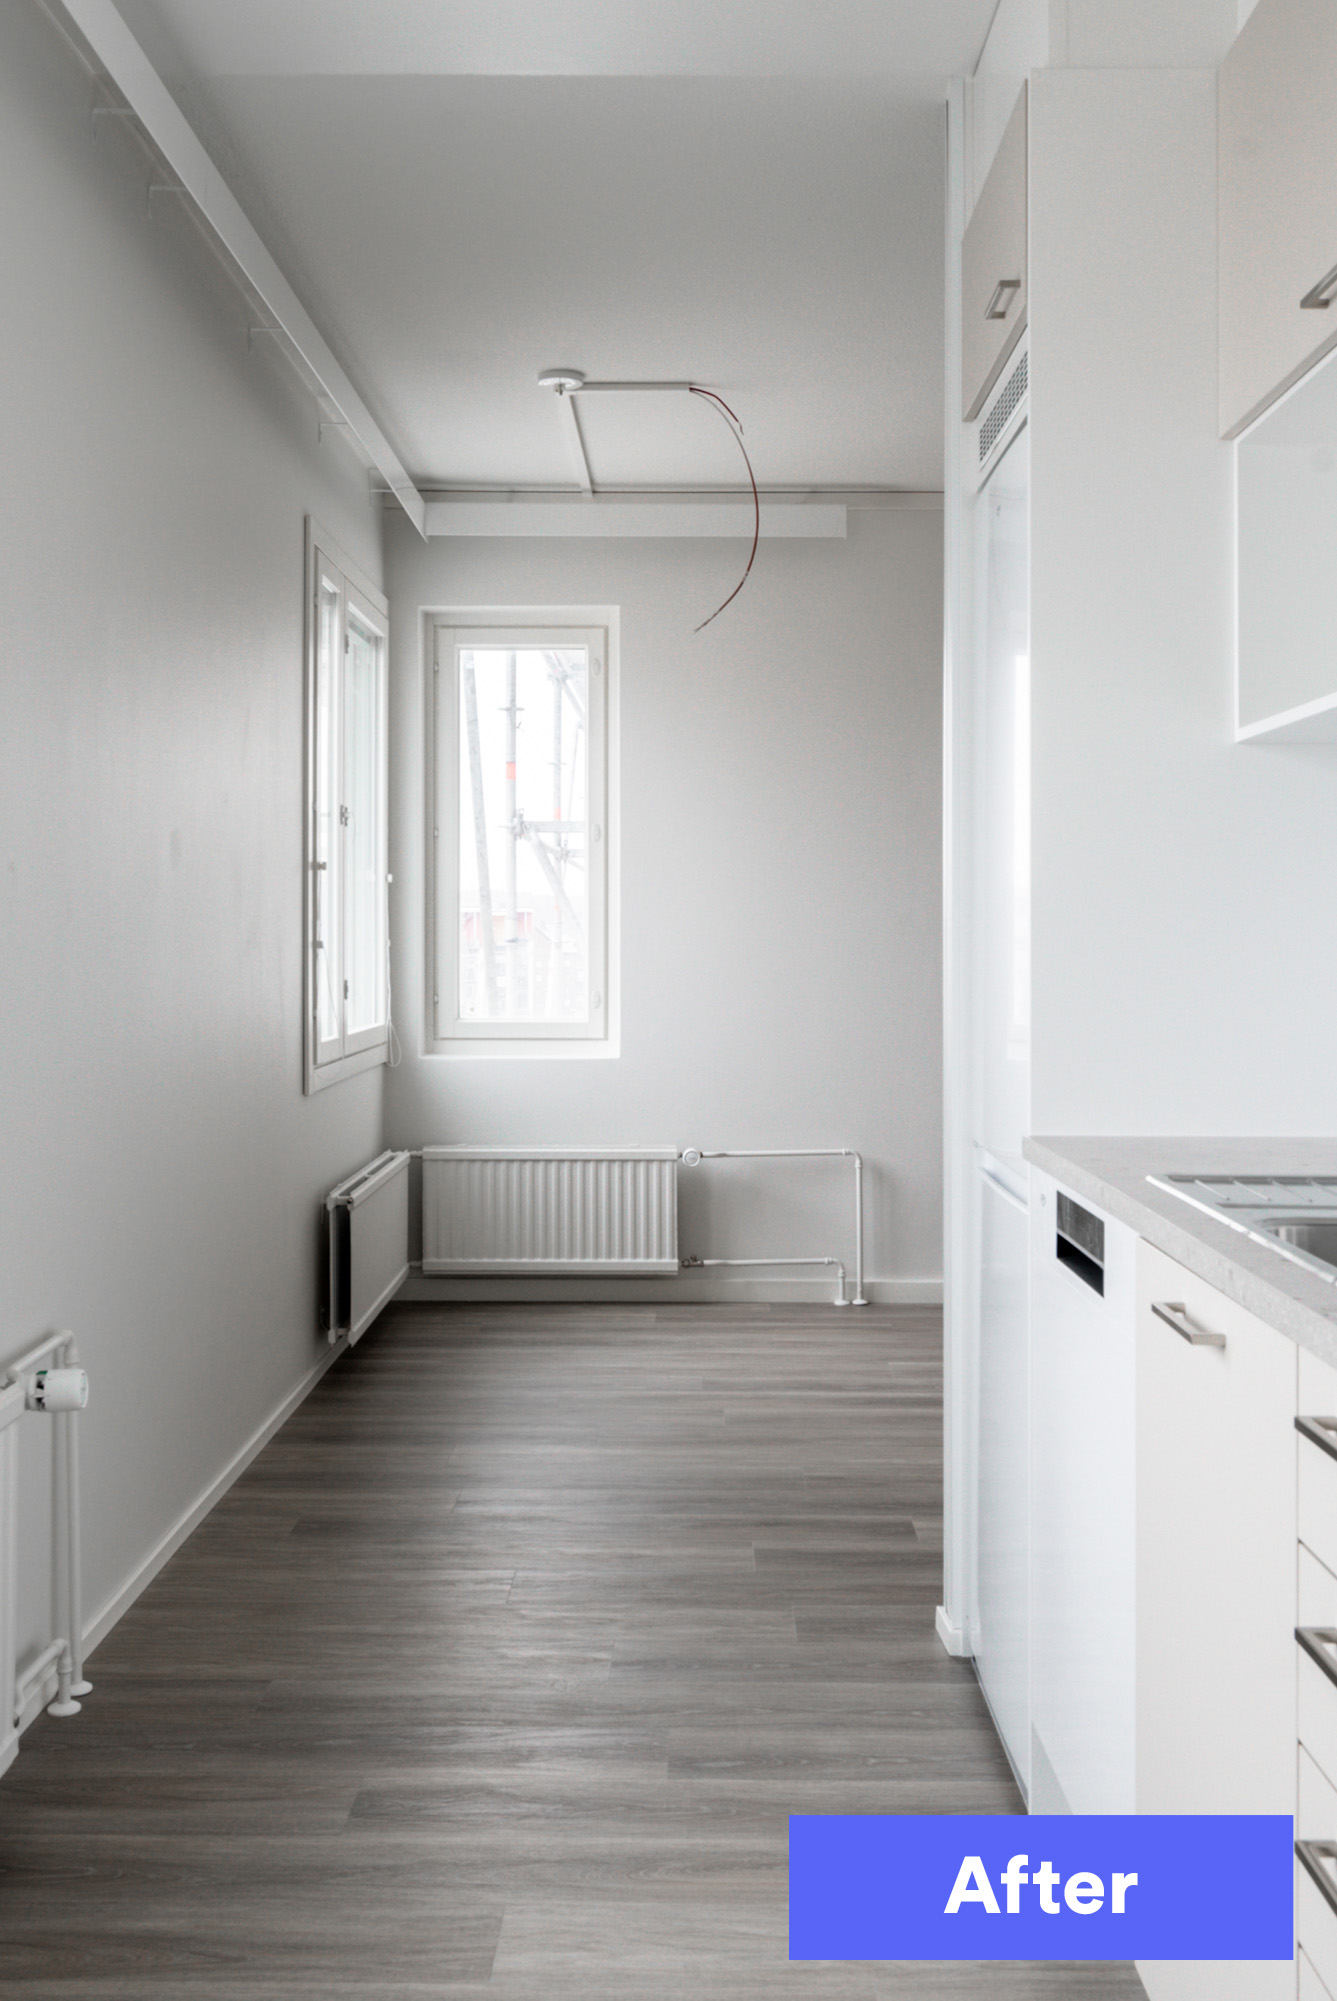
[0,1303,1144,1998]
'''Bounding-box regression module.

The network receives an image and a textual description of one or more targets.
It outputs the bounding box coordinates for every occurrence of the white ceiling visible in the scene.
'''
[115,1,998,491]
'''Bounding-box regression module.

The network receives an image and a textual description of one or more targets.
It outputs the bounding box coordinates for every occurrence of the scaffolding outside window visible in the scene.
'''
[432,624,610,1048]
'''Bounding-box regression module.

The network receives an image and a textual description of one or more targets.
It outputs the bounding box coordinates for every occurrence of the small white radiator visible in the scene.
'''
[422,1147,679,1275]
[324,1151,411,1344]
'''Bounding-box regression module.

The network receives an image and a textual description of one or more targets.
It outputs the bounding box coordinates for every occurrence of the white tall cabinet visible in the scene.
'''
[943,43,1248,1805]
[969,419,1032,1784]
[941,65,1034,1783]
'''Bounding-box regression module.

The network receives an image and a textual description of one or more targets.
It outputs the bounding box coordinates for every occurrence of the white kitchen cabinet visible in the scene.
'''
[1029,1173,1136,1814]
[961,84,1026,422]
[1135,1239,1297,2001]
[1298,1352,1337,1999]
[1235,346,1337,741]
[1219,0,1337,439]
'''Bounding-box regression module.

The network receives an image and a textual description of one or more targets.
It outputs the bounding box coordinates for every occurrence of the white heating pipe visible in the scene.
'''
[680,1253,849,1306]
[679,1148,867,1306]
[4,1330,90,1714]
[15,1637,78,1722]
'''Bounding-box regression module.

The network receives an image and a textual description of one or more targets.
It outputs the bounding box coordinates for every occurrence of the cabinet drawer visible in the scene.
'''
[961,85,1027,422]
[1301,1419,1337,1580]
[1136,1240,1297,1814]
[1301,1633,1337,1794]
[1301,1945,1335,2001]
[1300,1845,1337,2001]
[1301,1745,1337,1842]
[1296,1632,1337,1792]
[1302,1545,1337,1629]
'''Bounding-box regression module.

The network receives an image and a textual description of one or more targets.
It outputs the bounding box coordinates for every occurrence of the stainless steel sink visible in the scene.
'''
[1147,1174,1337,1285]
[1257,1218,1337,1270]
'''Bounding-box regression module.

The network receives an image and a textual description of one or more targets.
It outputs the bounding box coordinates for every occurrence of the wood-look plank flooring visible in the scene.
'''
[0,1304,1144,1998]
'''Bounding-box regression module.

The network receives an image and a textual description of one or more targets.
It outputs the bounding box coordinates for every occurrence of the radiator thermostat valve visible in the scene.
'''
[27,1368,88,1413]
[680,1148,702,1167]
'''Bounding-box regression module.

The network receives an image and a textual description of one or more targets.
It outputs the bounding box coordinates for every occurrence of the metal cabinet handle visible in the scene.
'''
[1297,1415,1337,1465]
[985,278,1021,321]
[1300,261,1337,310]
[1298,1840,1337,1919]
[1297,1627,1337,1692]
[1151,1300,1226,1348]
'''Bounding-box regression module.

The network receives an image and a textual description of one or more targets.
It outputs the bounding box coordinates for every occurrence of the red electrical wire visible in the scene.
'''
[688,385,760,632]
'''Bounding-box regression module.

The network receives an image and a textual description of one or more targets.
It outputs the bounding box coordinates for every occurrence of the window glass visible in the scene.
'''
[456,645,590,1026]
[345,611,385,1034]
[305,531,390,1091]
[314,575,342,1051]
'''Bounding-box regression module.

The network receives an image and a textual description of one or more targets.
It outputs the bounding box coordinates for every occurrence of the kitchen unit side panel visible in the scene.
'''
[1029,1173,1136,1813]
[976,1169,1031,1788]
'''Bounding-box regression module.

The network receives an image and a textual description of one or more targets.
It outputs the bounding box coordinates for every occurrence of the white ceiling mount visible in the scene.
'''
[538,367,702,498]
[538,370,696,396]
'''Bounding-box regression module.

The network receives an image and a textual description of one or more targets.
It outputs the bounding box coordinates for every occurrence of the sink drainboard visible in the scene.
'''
[1147,1174,1337,1285]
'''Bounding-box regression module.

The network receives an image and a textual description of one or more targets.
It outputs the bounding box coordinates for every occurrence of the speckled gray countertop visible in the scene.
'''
[1023,1136,1337,1370]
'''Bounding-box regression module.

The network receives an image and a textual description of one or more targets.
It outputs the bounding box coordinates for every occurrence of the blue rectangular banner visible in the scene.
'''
[789,1815,1294,1961]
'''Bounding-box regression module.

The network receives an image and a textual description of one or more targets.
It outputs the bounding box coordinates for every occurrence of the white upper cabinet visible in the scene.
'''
[962,85,1027,423]
[1219,0,1337,439]
[1236,346,1337,738]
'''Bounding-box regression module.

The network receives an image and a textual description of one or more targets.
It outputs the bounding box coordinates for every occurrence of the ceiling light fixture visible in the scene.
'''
[538,369,759,631]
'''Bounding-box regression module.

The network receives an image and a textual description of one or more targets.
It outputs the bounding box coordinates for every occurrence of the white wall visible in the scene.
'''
[0,2,384,1686]
[384,508,944,1301]
[1029,67,1337,1134]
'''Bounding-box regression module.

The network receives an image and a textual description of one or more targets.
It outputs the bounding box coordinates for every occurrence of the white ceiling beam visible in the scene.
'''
[423,501,846,538]
[53,0,427,537]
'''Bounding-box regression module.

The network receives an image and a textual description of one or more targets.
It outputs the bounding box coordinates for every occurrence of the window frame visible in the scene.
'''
[427,613,616,1057]
[304,521,391,1094]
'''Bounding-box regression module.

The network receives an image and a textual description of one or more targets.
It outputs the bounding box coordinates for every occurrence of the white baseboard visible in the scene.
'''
[79,1334,349,1667]
[935,1603,974,1658]
[396,1273,943,1308]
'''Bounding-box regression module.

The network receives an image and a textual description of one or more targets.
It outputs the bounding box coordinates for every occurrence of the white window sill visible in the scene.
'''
[305,1041,388,1093]
[425,1038,620,1062]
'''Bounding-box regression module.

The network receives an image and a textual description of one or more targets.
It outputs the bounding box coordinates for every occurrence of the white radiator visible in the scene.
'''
[0,1380,22,1776]
[325,1151,411,1344]
[422,1147,679,1275]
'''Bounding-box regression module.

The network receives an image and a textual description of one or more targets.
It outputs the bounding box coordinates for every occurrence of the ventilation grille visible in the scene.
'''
[980,350,1028,464]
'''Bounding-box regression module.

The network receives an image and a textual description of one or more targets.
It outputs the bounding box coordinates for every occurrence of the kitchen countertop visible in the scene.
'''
[1023,1136,1337,1369]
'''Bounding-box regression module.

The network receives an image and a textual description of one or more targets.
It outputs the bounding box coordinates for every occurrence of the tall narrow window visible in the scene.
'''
[305,525,390,1091]
[431,623,611,1049]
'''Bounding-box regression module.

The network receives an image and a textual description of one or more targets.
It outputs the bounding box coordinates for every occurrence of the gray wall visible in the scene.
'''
[0,2,383,1670]
[384,508,945,1300]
